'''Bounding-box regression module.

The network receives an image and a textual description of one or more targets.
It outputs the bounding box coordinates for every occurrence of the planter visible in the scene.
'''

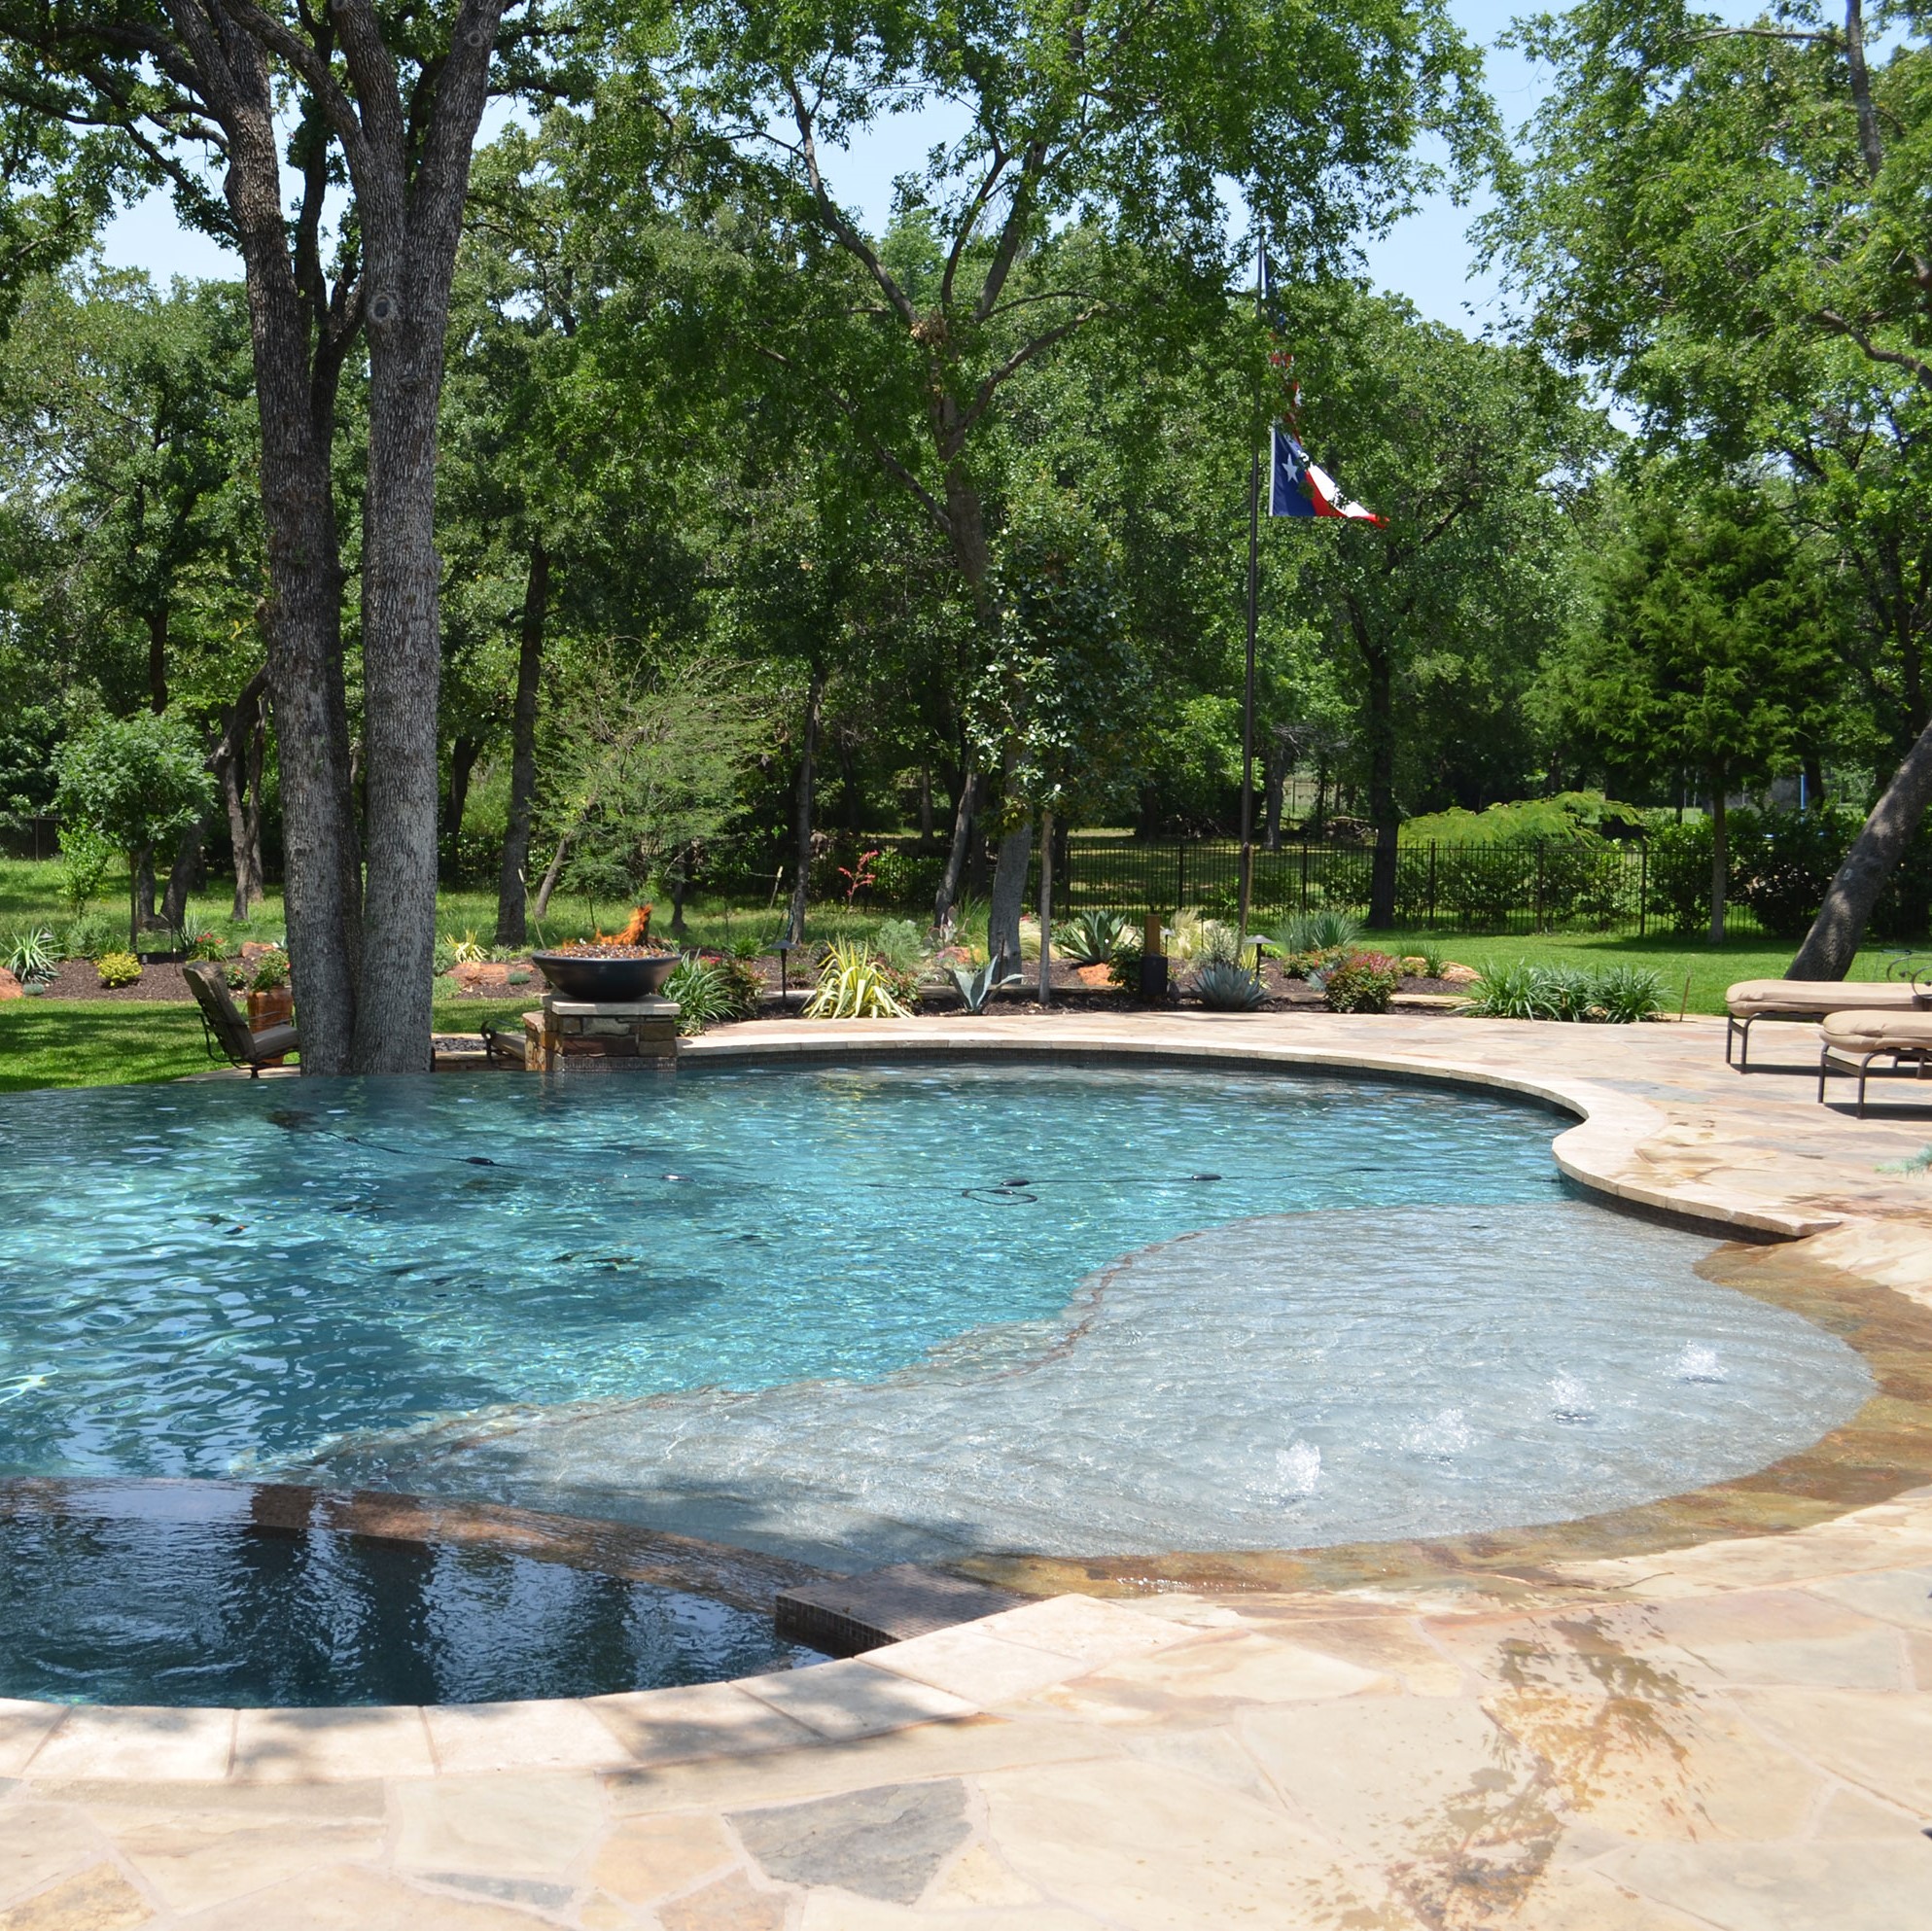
[246,986,294,1066]
[533,951,680,1001]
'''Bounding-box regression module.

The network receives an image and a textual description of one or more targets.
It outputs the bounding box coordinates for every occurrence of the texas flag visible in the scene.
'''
[1270,427,1382,524]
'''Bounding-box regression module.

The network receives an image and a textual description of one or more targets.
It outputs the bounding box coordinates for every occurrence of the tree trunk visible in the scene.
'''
[216,668,270,919]
[671,846,691,937]
[1264,737,1286,849]
[918,766,933,844]
[532,833,570,922]
[1036,805,1053,1009]
[934,767,981,930]
[933,767,980,930]
[1361,632,1398,927]
[494,537,547,947]
[787,671,825,945]
[1708,775,1729,946]
[443,734,480,860]
[988,815,1033,970]
[147,605,169,715]
[134,850,158,931]
[159,820,204,931]
[1788,712,1932,976]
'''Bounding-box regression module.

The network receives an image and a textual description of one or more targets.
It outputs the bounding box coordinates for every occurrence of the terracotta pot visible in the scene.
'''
[246,987,294,1066]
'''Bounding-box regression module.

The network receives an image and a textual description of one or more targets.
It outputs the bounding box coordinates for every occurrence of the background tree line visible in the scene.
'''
[2,0,1929,1065]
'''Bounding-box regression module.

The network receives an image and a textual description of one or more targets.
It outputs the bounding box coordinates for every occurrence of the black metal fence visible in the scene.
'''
[1054,834,1755,937]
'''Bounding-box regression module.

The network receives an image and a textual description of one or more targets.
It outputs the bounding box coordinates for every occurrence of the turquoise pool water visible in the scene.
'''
[0,1062,1871,1566]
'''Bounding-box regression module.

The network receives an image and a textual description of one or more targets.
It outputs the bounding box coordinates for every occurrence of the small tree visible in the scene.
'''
[54,714,216,947]
[969,480,1144,985]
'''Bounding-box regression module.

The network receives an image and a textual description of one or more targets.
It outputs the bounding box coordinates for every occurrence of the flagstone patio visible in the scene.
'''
[4,1010,1930,1928]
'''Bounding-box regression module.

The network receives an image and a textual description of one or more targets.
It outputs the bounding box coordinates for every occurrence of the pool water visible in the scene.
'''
[0,1484,813,1706]
[0,1063,1873,1570]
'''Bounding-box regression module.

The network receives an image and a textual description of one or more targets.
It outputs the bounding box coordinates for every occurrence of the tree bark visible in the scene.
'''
[494,537,547,947]
[532,833,570,922]
[443,735,480,853]
[1361,629,1398,927]
[934,766,981,930]
[1264,736,1286,849]
[1036,805,1053,1009]
[159,820,204,931]
[147,605,169,715]
[1788,713,1932,976]
[988,814,1033,970]
[214,666,270,918]
[787,670,824,946]
[1708,774,1729,946]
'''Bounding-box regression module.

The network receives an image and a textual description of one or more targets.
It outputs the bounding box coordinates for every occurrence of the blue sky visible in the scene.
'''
[99,1,1553,327]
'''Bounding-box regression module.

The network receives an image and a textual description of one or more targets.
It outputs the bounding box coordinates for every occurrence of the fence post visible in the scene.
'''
[1638,839,1648,938]
[1177,840,1186,909]
[1427,841,1438,931]
[1299,841,1310,912]
[1534,840,1546,934]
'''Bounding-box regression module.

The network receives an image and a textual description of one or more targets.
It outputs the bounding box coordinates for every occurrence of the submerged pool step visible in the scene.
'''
[775,1564,1027,1657]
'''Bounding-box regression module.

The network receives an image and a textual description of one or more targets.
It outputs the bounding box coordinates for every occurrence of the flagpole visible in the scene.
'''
[1239,228,1262,947]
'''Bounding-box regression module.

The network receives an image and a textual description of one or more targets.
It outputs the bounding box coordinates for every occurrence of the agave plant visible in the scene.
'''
[1054,908,1129,966]
[1192,960,1268,1011]
[945,956,1022,1014]
[803,939,912,1018]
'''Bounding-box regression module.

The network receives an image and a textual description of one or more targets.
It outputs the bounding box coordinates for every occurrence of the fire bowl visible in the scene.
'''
[533,950,680,1001]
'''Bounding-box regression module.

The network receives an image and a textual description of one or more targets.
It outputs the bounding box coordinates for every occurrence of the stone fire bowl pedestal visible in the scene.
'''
[522,996,680,1072]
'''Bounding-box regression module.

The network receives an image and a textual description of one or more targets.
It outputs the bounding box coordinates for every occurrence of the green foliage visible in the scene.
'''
[1276,909,1362,956]
[52,825,116,914]
[867,919,929,975]
[1401,792,1645,845]
[247,948,289,993]
[1055,908,1129,966]
[1461,959,1664,1023]
[945,955,1022,1014]
[93,949,141,988]
[60,908,123,960]
[1319,950,1402,1013]
[183,929,228,962]
[869,850,943,910]
[803,939,914,1018]
[53,712,214,867]
[1192,960,1269,1011]
[3,927,56,983]
[664,952,764,1034]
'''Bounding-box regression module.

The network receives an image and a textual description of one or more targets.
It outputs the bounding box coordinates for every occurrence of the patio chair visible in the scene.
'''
[1816,1008,1932,1116]
[1725,977,1923,1070]
[184,960,299,1077]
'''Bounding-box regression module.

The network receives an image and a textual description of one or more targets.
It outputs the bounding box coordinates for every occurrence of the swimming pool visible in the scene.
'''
[0,1062,1871,1573]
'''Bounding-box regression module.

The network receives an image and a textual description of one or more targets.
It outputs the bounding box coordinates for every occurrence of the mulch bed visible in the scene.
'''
[36,958,196,1002]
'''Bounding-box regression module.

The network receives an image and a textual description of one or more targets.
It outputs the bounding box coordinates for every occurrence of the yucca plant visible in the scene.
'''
[4,928,58,985]
[1192,960,1268,1011]
[804,939,913,1018]
[1055,908,1129,966]
[1459,960,1560,1020]
[1587,965,1666,1024]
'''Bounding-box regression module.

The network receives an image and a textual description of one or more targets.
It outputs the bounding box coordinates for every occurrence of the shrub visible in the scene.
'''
[665,954,761,1034]
[95,950,142,988]
[62,909,125,961]
[1055,908,1129,965]
[249,948,290,993]
[868,918,929,975]
[804,939,913,1018]
[4,928,58,985]
[53,825,117,915]
[1276,909,1361,955]
[1320,950,1401,1013]
[1193,960,1268,1010]
[1461,959,1666,1023]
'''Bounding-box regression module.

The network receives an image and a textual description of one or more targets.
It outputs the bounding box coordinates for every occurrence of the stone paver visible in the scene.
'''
[7,1014,1932,1926]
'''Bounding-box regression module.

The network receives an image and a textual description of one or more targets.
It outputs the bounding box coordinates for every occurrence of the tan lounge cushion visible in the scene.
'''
[1819,1010,1932,1054]
[1727,978,1922,1019]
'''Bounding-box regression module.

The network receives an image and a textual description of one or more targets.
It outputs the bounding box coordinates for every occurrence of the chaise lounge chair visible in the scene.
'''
[1816,1009,1932,1116]
[1725,977,1924,1070]
[184,960,300,1077]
